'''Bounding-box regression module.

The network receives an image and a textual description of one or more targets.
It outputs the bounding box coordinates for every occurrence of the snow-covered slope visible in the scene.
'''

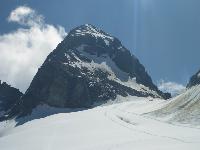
[148,69,200,126]
[149,84,200,126]
[0,96,200,150]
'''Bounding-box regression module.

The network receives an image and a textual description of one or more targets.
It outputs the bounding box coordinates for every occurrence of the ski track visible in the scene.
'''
[104,103,200,144]
[104,105,189,143]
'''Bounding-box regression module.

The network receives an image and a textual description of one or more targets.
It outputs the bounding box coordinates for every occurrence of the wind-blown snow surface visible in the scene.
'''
[149,85,200,126]
[0,96,200,150]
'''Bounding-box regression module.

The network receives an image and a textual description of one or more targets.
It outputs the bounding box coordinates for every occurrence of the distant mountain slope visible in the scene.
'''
[150,69,200,125]
[0,81,22,118]
[187,69,200,88]
[8,24,170,117]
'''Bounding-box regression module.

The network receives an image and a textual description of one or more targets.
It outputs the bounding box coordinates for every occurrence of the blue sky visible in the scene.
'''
[0,0,200,94]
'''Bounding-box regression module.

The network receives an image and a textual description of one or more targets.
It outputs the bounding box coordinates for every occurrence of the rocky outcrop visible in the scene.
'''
[0,80,23,118]
[187,69,200,88]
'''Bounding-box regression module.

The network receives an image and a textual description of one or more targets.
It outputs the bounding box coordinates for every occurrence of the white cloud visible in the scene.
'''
[0,6,67,92]
[157,80,186,96]
[7,6,44,26]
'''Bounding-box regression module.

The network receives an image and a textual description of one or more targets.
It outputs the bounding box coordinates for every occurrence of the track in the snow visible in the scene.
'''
[104,102,198,144]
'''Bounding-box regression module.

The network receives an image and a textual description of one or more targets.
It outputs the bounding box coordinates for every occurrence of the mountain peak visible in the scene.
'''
[68,24,115,48]
[71,24,113,38]
[6,25,170,118]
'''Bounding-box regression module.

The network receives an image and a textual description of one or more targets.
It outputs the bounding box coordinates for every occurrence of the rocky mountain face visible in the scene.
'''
[187,69,200,88]
[0,81,22,118]
[8,24,170,117]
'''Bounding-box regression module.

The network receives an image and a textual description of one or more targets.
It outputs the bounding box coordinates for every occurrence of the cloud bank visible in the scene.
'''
[0,6,67,92]
[157,80,185,96]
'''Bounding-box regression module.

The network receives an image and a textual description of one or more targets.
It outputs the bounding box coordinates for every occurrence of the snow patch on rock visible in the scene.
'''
[74,24,114,41]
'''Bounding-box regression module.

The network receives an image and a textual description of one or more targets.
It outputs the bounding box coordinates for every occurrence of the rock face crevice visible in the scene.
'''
[8,24,170,117]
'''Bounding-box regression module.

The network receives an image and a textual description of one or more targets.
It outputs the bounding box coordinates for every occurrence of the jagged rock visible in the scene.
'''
[187,69,200,88]
[0,80,23,118]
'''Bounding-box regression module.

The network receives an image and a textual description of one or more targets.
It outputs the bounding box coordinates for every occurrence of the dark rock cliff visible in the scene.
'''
[0,80,22,118]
